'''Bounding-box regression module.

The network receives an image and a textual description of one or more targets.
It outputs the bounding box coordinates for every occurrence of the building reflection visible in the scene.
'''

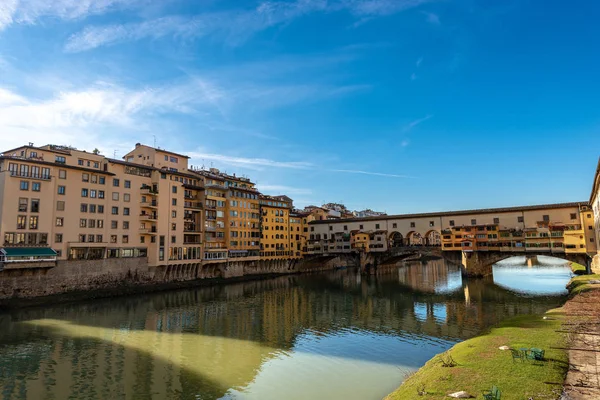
[0,262,566,400]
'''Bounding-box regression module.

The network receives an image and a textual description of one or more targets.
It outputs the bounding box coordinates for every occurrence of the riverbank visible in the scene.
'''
[385,310,568,399]
[385,272,600,400]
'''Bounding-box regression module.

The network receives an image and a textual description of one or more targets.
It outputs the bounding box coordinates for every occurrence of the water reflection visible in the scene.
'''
[0,259,569,400]
[493,256,573,295]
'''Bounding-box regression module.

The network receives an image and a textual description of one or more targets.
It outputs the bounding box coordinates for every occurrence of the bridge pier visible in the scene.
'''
[460,251,495,278]
[526,255,539,268]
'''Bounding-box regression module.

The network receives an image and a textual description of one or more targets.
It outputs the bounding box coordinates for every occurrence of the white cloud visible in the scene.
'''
[403,114,433,131]
[187,152,314,170]
[65,0,436,52]
[257,184,313,196]
[422,11,440,25]
[330,169,414,178]
[0,0,142,31]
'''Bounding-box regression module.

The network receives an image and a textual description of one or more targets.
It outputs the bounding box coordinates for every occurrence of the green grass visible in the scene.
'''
[385,310,568,400]
[569,262,588,275]
[567,274,600,296]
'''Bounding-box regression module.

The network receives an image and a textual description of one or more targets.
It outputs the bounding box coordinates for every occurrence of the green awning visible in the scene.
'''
[1,248,57,257]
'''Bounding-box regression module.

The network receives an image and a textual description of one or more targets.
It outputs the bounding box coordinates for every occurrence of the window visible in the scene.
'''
[172,223,176,231]
[518,216,524,223]
[172,185,177,194]
[359,225,364,230]
[410,222,415,228]
[122,235,129,244]
[571,213,577,220]
[429,221,435,227]
[124,180,131,189]
[113,179,120,187]
[17,216,26,229]
[112,192,119,201]
[98,205,104,214]
[170,156,178,163]
[59,170,67,179]
[589,226,594,230]
[171,236,176,243]
[591,238,595,243]
[123,221,129,230]
[80,219,87,228]
[56,217,64,226]
[172,198,177,206]
[392,223,397,229]
[172,211,177,218]
[29,216,38,229]
[57,201,65,211]
[97,235,103,243]
[124,193,130,202]
[55,234,63,243]
[90,190,97,198]
[18,198,27,212]
[493,217,500,224]
[376,224,380,229]
[123,207,130,216]
[98,220,104,228]
[42,168,50,179]
[329,226,333,231]
[55,156,66,164]
[20,181,29,190]
[99,177,105,185]
[81,188,88,197]
[449,220,455,227]
[344,225,348,230]
[98,190,105,199]
[32,182,41,192]
[111,207,118,215]
[82,173,89,182]
[58,185,66,195]
[543,215,550,222]
[471,219,477,226]
[78,159,84,166]
[110,235,117,243]
[80,204,88,213]
[91,175,97,184]
[89,219,96,228]
[31,199,39,213]
[111,221,118,229]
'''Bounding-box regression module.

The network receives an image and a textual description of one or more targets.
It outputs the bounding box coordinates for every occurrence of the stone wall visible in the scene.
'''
[0,254,356,304]
[591,254,600,274]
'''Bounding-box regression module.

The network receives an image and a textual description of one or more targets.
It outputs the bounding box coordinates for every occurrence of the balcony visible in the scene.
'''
[184,238,203,245]
[184,201,203,209]
[140,227,157,235]
[140,212,158,221]
[9,170,51,181]
[140,186,158,196]
[205,183,225,189]
[140,200,158,209]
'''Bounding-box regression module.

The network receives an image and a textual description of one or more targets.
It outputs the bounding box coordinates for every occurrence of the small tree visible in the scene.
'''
[92,148,100,155]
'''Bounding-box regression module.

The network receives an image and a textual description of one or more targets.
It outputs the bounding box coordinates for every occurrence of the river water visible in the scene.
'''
[0,258,572,400]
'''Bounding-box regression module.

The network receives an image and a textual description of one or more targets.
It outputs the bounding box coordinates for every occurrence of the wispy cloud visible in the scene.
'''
[187,151,413,179]
[416,57,423,67]
[422,11,440,25]
[257,184,313,196]
[330,169,414,178]
[403,114,433,131]
[65,0,436,52]
[0,0,144,31]
[410,72,417,81]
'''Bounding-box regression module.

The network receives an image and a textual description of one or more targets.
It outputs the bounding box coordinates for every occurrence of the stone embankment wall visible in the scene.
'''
[0,254,359,304]
[592,254,600,274]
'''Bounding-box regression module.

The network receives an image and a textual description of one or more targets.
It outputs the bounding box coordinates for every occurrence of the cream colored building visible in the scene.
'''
[590,158,600,247]
[308,202,597,256]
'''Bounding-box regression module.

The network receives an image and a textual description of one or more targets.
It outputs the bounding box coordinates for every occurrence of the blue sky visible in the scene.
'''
[0,0,599,213]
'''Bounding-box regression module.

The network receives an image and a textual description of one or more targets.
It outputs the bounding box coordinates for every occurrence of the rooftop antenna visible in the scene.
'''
[113,150,117,159]
[153,135,157,148]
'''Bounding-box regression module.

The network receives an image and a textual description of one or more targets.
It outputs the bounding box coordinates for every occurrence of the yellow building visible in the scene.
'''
[260,195,293,260]
[289,210,307,259]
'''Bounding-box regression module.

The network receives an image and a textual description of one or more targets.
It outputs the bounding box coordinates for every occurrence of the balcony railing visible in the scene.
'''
[184,201,203,209]
[140,200,158,208]
[9,171,51,180]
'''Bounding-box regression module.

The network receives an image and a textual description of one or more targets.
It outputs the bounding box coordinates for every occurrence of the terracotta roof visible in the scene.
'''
[309,202,589,225]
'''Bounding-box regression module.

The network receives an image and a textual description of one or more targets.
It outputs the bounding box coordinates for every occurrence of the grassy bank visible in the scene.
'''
[385,310,568,400]
[566,274,600,296]
[569,262,587,275]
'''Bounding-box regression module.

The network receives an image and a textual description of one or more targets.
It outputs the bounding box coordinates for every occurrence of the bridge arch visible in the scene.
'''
[425,230,441,246]
[389,232,404,248]
[406,231,424,246]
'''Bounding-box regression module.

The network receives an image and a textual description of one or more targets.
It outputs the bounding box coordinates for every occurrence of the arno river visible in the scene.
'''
[0,258,572,400]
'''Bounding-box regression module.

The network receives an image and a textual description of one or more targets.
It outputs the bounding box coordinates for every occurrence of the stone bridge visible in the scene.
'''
[447,250,593,277]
